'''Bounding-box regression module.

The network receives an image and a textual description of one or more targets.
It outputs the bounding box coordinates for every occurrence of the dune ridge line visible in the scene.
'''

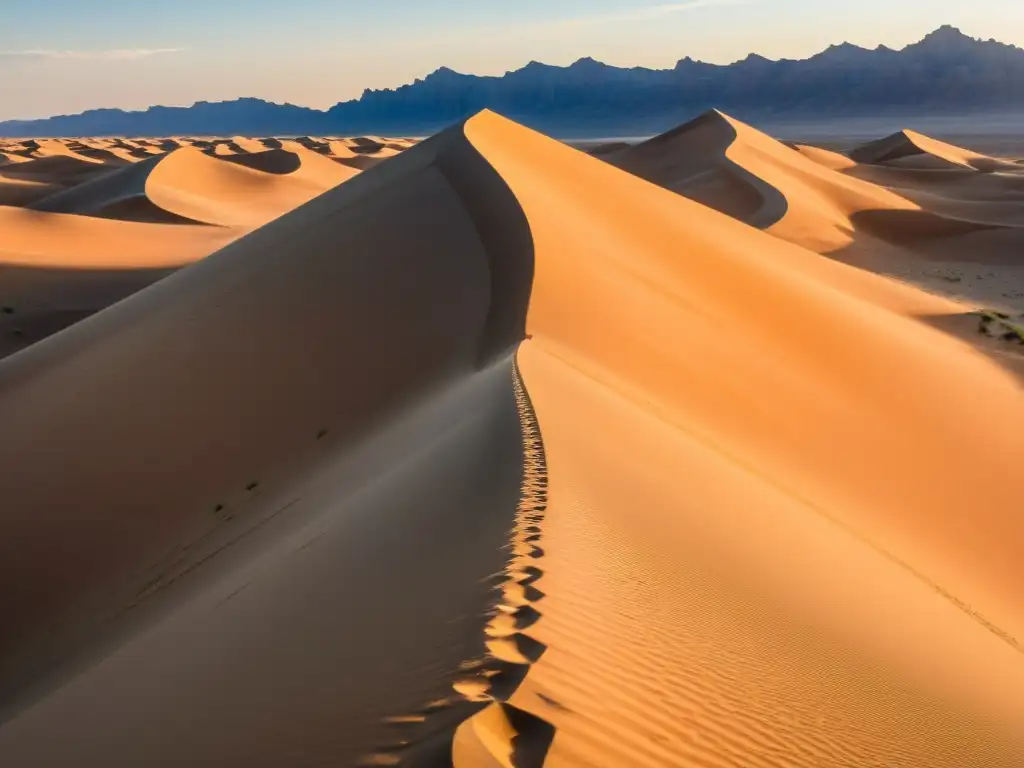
[356,357,556,767]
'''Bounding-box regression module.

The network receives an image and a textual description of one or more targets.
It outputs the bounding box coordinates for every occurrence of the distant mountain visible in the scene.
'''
[4,26,1024,138]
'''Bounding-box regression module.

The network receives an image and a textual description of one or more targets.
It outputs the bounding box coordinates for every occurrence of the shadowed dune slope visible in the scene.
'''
[464,111,1024,767]
[843,158,1024,228]
[0,206,239,358]
[0,118,535,765]
[0,154,114,185]
[0,138,394,364]
[0,177,58,206]
[30,145,358,226]
[610,110,996,255]
[609,110,784,227]
[219,145,361,187]
[0,113,1022,767]
[793,143,858,171]
[795,133,1024,310]
[851,129,1023,172]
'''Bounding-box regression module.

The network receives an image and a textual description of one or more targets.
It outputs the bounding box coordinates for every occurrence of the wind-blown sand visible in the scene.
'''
[0,112,1022,766]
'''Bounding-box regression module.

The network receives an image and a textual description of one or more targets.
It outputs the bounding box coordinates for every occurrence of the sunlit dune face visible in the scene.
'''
[0,116,1021,767]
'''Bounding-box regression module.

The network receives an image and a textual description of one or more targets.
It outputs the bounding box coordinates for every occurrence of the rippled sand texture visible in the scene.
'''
[0,113,1022,766]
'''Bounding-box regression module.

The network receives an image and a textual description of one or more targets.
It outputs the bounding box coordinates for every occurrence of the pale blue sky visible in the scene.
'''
[0,0,1022,120]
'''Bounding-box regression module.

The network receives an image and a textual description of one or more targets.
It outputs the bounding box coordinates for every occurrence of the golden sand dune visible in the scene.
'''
[470,113,1024,765]
[0,151,31,166]
[30,144,359,226]
[0,111,1021,766]
[0,153,114,184]
[0,136,402,360]
[610,114,1024,312]
[227,135,275,154]
[326,140,391,170]
[0,120,534,764]
[610,110,999,255]
[851,129,1024,172]
[846,159,1024,224]
[0,206,238,357]
[218,144,360,186]
[793,143,858,171]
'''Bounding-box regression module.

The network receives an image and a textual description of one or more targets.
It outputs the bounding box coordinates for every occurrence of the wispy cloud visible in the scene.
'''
[0,48,184,61]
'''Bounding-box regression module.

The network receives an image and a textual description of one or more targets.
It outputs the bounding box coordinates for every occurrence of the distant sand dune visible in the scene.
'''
[610,110,785,227]
[851,129,1024,172]
[610,114,1024,311]
[31,145,359,227]
[0,206,238,357]
[793,143,858,171]
[0,154,114,185]
[0,135,410,363]
[610,110,1004,255]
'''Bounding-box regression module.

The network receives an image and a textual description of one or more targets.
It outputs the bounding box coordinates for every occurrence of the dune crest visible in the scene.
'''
[31,145,359,226]
[851,129,1023,172]
[0,118,534,765]
[607,114,1024,312]
[0,112,1021,767]
[468,110,1024,766]
[610,110,1001,255]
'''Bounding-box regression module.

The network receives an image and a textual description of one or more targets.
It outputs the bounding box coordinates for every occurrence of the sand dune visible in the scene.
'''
[851,129,1024,172]
[0,136,403,361]
[469,110,1024,767]
[793,143,858,171]
[0,151,31,166]
[0,121,534,764]
[609,114,1024,313]
[0,111,1020,767]
[0,177,58,206]
[31,145,359,226]
[0,206,238,357]
[227,136,274,154]
[609,110,1003,255]
[0,154,114,184]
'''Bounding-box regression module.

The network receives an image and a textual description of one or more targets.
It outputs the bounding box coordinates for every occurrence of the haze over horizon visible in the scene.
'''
[1,0,1023,121]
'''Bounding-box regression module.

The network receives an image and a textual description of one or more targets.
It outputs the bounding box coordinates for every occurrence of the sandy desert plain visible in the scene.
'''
[0,110,1022,766]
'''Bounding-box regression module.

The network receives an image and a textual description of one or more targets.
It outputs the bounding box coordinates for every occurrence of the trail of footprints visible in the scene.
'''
[358,360,556,767]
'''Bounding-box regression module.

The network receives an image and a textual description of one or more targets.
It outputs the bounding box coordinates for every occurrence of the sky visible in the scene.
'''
[0,0,1022,120]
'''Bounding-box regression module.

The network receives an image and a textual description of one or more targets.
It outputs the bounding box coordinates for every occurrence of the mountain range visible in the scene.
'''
[3,26,1024,138]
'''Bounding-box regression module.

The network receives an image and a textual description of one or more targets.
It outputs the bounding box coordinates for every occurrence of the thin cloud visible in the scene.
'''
[0,48,184,61]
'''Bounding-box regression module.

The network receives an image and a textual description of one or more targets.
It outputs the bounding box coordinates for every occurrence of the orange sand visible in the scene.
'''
[0,136,415,357]
[0,114,1021,766]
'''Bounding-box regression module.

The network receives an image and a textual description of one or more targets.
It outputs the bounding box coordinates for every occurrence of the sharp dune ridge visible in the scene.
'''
[0,110,1022,766]
[611,110,1017,254]
[849,129,1023,172]
[606,110,1024,312]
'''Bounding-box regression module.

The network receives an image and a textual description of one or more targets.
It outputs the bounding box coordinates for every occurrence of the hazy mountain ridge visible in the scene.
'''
[3,26,1024,137]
